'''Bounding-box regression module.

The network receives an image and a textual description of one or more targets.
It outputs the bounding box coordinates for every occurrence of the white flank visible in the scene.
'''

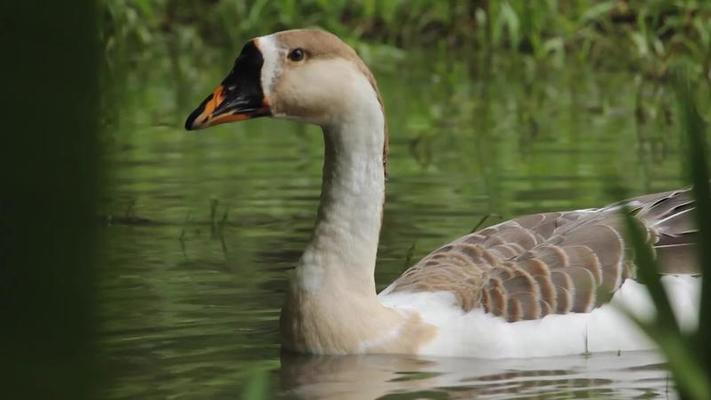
[380,275,701,358]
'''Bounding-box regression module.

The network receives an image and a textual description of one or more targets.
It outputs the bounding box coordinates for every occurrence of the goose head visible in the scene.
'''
[185,29,384,129]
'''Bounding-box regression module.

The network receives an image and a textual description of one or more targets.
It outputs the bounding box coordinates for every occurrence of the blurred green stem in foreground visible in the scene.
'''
[622,69,711,400]
[242,366,271,400]
[0,0,103,398]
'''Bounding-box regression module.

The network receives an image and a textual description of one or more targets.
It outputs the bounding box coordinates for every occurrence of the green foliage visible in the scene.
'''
[621,70,711,399]
[675,68,711,375]
[102,0,711,79]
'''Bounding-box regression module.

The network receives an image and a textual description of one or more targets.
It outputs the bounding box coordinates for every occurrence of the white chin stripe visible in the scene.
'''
[255,35,282,100]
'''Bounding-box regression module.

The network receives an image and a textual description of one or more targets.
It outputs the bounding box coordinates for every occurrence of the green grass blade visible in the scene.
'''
[621,204,710,399]
[673,71,711,371]
[625,310,711,400]
[622,207,679,333]
[618,69,711,399]
[242,368,270,400]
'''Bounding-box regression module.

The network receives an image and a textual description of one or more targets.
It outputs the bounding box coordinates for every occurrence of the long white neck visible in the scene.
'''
[295,99,386,296]
[279,68,435,355]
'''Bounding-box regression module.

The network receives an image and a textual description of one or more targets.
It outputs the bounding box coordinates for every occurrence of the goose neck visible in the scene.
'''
[294,110,386,296]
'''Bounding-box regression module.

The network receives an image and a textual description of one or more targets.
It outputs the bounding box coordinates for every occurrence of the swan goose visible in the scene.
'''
[185,29,701,358]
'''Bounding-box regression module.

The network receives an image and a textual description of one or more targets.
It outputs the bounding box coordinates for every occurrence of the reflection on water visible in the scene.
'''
[280,351,671,399]
[100,38,702,399]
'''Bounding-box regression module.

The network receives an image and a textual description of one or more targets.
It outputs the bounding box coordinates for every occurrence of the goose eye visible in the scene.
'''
[288,48,305,62]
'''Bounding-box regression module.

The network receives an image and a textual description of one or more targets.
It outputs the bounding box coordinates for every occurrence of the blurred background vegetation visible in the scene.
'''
[103,0,710,79]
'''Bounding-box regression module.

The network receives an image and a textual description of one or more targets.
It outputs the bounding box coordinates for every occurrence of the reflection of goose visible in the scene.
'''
[185,29,700,357]
[279,351,670,399]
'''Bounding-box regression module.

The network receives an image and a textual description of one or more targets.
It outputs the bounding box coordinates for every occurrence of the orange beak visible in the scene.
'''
[185,84,269,130]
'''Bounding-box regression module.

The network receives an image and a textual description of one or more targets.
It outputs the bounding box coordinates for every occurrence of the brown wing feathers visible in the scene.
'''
[633,189,699,274]
[388,187,698,322]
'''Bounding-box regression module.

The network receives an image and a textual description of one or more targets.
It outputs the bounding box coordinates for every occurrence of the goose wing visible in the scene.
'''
[387,187,698,322]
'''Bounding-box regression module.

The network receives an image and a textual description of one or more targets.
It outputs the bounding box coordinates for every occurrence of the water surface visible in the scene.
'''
[100,39,694,399]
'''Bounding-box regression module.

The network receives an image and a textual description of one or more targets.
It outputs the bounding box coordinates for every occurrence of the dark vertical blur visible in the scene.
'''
[0,1,102,399]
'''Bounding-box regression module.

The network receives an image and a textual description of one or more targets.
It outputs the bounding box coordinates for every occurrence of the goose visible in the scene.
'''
[184,29,701,358]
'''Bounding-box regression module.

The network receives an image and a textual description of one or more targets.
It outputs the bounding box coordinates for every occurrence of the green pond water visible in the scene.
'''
[100,40,699,399]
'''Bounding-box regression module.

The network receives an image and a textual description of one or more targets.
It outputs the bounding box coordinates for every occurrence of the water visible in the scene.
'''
[100,39,692,398]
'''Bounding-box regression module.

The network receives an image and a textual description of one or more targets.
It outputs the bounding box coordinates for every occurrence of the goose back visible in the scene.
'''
[386,187,699,322]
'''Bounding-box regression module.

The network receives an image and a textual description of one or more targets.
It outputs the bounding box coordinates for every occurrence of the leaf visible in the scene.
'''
[619,67,711,400]
[580,1,616,23]
[242,368,270,400]
[625,310,711,400]
[672,69,711,372]
[622,205,679,333]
